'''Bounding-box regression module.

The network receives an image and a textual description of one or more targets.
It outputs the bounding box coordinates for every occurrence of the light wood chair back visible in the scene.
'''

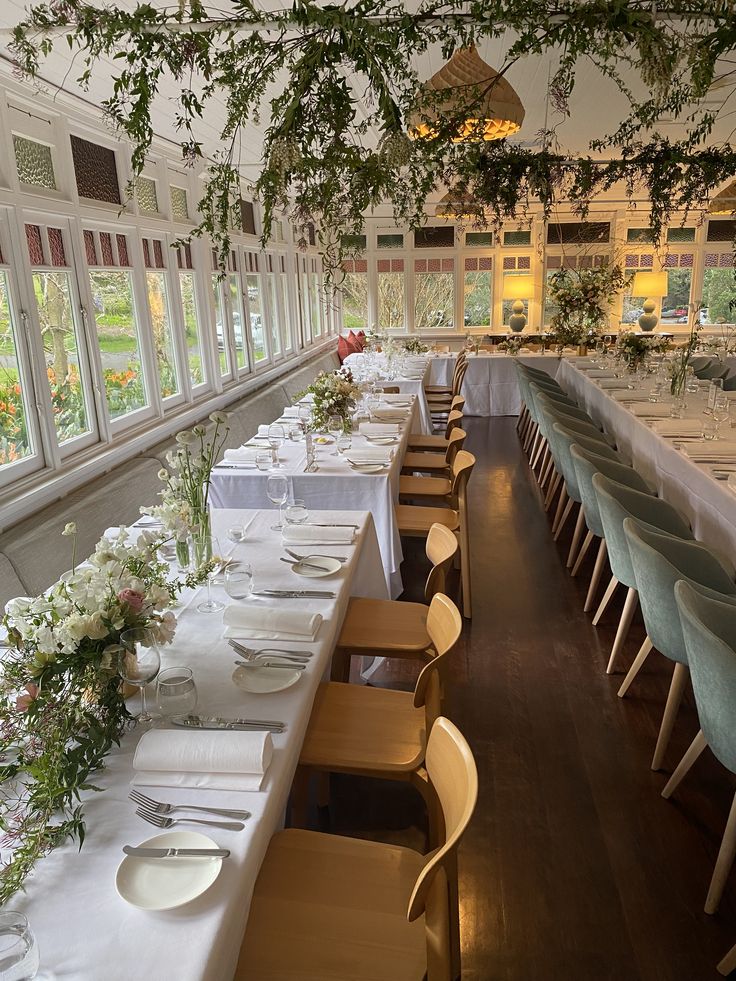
[444,409,463,438]
[450,394,465,413]
[449,449,475,500]
[452,360,469,397]
[424,524,460,602]
[444,427,467,466]
[407,717,478,980]
[413,594,463,723]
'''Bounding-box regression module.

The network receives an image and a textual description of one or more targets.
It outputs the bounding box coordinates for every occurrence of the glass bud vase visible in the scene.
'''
[190,510,213,570]
[175,535,190,571]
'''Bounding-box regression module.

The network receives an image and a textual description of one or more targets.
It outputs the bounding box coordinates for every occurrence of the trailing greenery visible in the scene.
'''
[546,263,631,350]
[8,2,736,273]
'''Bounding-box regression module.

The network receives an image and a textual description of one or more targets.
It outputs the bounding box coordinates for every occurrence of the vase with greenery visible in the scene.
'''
[403,337,429,355]
[498,336,524,356]
[0,524,210,902]
[547,265,630,354]
[669,322,702,396]
[616,330,669,370]
[300,368,361,432]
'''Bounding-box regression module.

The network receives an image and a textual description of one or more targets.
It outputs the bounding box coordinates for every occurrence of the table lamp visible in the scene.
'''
[631,271,668,332]
[502,274,534,332]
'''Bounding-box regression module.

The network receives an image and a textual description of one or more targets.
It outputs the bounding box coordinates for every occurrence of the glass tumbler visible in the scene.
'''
[0,912,40,981]
[156,666,198,719]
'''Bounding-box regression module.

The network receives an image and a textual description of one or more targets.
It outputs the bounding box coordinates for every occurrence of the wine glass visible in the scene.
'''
[119,627,161,727]
[266,473,289,530]
[327,414,343,453]
[225,565,253,600]
[268,423,285,468]
[197,535,225,614]
[298,404,312,431]
[0,912,40,981]
[156,666,198,719]
[713,395,731,439]
[336,433,352,457]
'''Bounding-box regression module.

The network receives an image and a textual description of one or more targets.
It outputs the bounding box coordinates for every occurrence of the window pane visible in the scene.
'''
[211,276,230,377]
[33,271,91,443]
[170,186,189,221]
[464,270,491,327]
[543,270,561,325]
[626,228,656,243]
[466,232,492,247]
[661,269,692,325]
[341,272,368,330]
[503,230,531,247]
[310,272,321,336]
[229,274,248,369]
[502,274,530,327]
[377,233,403,249]
[14,135,56,190]
[621,293,646,324]
[279,275,292,350]
[667,227,695,243]
[702,268,736,324]
[179,272,204,384]
[415,226,454,248]
[341,234,366,250]
[377,271,404,329]
[146,271,179,398]
[136,176,159,215]
[0,272,34,468]
[89,270,147,419]
[415,272,454,329]
[247,274,266,361]
[268,274,282,356]
[70,135,121,204]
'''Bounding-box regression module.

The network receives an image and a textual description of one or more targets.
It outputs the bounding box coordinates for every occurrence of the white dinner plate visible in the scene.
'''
[116,831,223,910]
[348,462,387,474]
[292,555,342,577]
[365,435,400,445]
[232,664,302,694]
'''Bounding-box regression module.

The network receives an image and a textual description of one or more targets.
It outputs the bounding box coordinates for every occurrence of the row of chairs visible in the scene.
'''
[516,359,736,976]
[235,387,478,976]
[691,355,736,389]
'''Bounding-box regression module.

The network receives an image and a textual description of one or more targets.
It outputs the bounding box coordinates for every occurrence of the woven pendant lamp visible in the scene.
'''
[435,188,479,220]
[709,179,736,214]
[409,45,524,142]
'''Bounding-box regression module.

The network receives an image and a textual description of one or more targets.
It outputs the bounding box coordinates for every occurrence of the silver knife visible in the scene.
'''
[305,523,358,529]
[252,589,335,598]
[123,845,230,858]
[172,714,286,732]
[214,464,256,470]
[234,659,306,670]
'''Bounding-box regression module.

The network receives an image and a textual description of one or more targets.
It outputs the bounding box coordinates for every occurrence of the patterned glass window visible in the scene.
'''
[70,135,121,204]
[100,232,114,266]
[13,135,56,190]
[136,176,159,215]
[626,228,656,243]
[25,225,45,266]
[377,233,404,249]
[47,228,67,267]
[503,230,531,247]
[707,220,736,243]
[84,230,98,266]
[341,234,367,251]
[667,227,696,243]
[466,231,493,247]
[414,226,454,248]
[170,186,189,221]
[240,200,256,235]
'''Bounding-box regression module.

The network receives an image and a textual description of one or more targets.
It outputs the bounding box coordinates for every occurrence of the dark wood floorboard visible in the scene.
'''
[299,415,736,981]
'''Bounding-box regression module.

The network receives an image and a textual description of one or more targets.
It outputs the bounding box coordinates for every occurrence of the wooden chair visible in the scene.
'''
[425,350,466,397]
[427,361,468,419]
[331,523,459,681]
[396,451,475,619]
[406,408,463,453]
[235,715,478,981]
[399,446,474,505]
[401,427,466,476]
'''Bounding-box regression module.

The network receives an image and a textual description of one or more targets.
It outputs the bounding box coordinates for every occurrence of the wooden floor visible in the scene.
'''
[300,415,736,981]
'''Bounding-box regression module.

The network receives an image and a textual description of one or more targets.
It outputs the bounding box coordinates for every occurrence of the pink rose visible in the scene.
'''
[16,683,39,712]
[118,588,145,612]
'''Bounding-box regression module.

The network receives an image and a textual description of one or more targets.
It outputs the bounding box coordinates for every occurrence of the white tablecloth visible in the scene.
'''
[209,400,419,599]
[11,508,387,981]
[428,353,560,416]
[343,352,433,434]
[557,359,736,555]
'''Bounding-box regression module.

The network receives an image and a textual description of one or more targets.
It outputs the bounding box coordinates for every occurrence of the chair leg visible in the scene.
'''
[617,636,654,697]
[524,420,538,454]
[571,530,594,577]
[566,508,586,566]
[517,405,528,433]
[718,941,736,977]
[551,484,568,535]
[584,539,608,613]
[540,454,555,493]
[544,472,562,512]
[605,587,639,674]
[651,662,689,770]
[528,427,542,462]
[531,434,547,471]
[592,573,618,625]
[535,444,551,484]
[706,791,736,915]
[662,728,707,799]
[553,498,575,541]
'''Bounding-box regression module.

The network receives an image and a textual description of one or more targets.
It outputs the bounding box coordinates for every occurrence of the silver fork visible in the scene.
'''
[228,640,312,661]
[284,547,347,563]
[135,808,244,831]
[130,789,250,820]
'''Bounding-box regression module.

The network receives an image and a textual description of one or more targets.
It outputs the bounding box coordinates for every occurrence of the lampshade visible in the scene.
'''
[408,46,525,143]
[502,274,534,300]
[435,189,477,221]
[631,271,668,297]
[709,179,736,214]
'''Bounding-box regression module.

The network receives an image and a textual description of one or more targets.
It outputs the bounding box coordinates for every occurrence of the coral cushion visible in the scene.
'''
[337,334,360,364]
[348,329,365,352]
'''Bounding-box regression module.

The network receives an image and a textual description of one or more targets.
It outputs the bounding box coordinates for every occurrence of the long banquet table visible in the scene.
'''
[210,396,421,599]
[428,352,560,416]
[342,351,433,434]
[556,358,736,555]
[10,507,387,981]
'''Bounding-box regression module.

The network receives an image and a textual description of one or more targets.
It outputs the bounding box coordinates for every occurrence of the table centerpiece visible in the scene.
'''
[547,265,630,354]
[300,367,361,432]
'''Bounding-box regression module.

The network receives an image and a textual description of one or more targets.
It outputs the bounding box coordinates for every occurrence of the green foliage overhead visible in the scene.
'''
[9,1,736,273]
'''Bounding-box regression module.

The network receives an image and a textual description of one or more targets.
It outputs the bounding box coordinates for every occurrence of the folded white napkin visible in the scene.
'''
[684,441,736,461]
[598,378,627,389]
[223,447,258,463]
[133,729,273,792]
[630,403,673,417]
[360,422,400,436]
[584,369,615,378]
[282,406,300,418]
[371,407,408,421]
[381,394,414,404]
[281,525,354,544]
[611,392,652,402]
[223,603,323,641]
[257,423,285,437]
[652,419,703,436]
[344,448,392,465]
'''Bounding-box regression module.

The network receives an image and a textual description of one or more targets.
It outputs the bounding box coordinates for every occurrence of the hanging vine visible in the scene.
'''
[8,1,736,274]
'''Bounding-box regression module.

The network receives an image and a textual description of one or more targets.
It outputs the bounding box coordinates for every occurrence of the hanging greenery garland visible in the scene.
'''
[8,1,736,274]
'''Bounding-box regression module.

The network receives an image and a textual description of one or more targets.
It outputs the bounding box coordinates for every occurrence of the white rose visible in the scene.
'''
[62,522,77,537]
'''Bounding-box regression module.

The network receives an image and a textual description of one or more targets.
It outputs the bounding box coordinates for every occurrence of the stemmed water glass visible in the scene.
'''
[268,423,285,468]
[197,534,225,614]
[327,414,343,453]
[267,473,289,530]
[713,395,731,439]
[119,627,161,728]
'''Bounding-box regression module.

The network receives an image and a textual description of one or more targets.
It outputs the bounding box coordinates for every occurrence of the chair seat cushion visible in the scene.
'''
[424,385,453,395]
[395,504,459,535]
[236,828,425,981]
[399,475,452,498]
[402,451,448,472]
[407,434,451,451]
[338,597,430,653]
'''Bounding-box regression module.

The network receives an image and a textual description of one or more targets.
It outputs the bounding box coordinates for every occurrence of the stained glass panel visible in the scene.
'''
[170,186,189,221]
[47,228,67,267]
[116,234,130,267]
[136,176,159,215]
[25,225,45,266]
[152,240,164,269]
[100,232,114,266]
[13,135,56,190]
[142,238,152,268]
[84,230,98,266]
[70,135,121,204]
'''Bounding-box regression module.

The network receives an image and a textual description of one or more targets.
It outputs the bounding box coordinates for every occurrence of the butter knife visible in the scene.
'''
[252,588,335,598]
[172,714,286,732]
[123,846,230,859]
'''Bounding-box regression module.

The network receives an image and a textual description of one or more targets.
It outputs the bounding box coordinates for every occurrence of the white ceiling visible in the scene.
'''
[1,1,732,186]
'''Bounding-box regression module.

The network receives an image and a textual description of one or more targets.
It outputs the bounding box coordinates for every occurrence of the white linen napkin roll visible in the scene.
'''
[371,406,408,420]
[630,403,672,417]
[223,447,258,463]
[598,378,626,389]
[281,525,354,544]
[133,729,273,792]
[652,419,703,436]
[381,394,413,404]
[584,369,615,378]
[684,440,736,461]
[344,448,392,465]
[223,603,323,641]
[360,422,400,436]
[282,406,300,418]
